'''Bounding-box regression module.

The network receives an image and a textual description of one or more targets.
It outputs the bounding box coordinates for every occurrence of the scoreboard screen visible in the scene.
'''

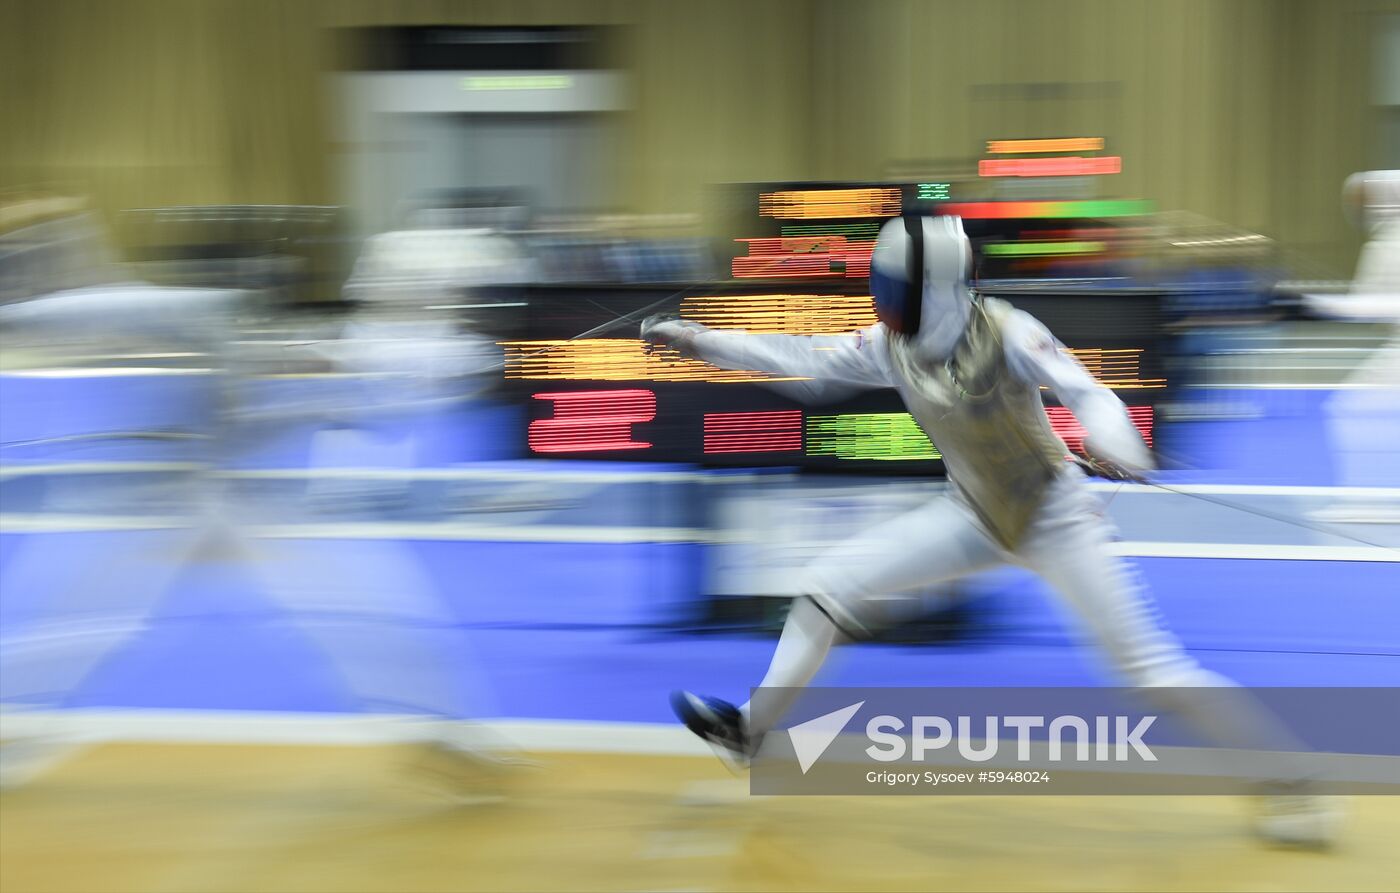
[501,175,1162,475]
[502,282,1166,475]
[710,179,1152,284]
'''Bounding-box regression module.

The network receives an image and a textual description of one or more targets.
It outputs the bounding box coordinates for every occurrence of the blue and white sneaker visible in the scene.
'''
[670,690,753,771]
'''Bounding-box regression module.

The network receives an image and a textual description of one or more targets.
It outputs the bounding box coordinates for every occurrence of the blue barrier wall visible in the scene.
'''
[2,373,1396,724]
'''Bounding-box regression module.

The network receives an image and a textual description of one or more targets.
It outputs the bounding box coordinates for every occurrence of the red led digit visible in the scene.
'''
[1046,405,1153,453]
[978,156,1122,178]
[528,389,657,453]
[731,237,876,279]
[703,410,803,454]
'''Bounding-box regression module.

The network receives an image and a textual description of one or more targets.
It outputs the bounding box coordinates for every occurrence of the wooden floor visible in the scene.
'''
[2,743,1397,893]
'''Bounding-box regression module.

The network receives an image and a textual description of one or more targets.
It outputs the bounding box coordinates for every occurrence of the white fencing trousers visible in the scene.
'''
[742,470,1303,772]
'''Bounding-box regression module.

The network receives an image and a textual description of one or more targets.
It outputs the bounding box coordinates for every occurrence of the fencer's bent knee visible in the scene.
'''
[1116,647,1221,692]
[795,588,870,641]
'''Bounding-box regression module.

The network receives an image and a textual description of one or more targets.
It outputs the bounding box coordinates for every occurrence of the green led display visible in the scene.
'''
[462,75,574,91]
[806,412,941,461]
[779,222,882,238]
[917,183,952,200]
[1046,199,1151,218]
[984,241,1106,256]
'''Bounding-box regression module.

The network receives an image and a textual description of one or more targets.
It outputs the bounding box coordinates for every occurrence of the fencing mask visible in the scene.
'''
[869,214,974,361]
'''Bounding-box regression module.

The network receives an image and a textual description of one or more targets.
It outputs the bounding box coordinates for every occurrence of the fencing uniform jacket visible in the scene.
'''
[679,215,1152,548]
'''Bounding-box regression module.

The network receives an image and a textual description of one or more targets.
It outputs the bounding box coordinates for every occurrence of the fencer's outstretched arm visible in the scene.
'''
[1001,311,1154,476]
[641,316,895,399]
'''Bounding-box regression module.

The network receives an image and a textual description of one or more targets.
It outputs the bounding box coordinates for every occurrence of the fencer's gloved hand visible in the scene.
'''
[1076,456,1148,484]
[640,313,708,359]
[1077,436,1153,484]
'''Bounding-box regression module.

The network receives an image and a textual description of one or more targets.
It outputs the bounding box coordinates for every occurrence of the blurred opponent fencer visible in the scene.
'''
[1309,171,1400,497]
[644,214,1340,848]
[0,205,515,796]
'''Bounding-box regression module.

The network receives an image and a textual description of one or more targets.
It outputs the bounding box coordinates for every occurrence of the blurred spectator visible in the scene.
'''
[1310,171,1400,494]
[1342,170,1400,299]
[0,197,127,305]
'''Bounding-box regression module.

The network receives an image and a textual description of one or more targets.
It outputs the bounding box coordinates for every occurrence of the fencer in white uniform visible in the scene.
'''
[643,215,1337,846]
[1309,171,1400,493]
[0,211,514,796]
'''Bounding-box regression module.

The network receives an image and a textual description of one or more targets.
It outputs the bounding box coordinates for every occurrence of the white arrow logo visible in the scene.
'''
[788,700,865,774]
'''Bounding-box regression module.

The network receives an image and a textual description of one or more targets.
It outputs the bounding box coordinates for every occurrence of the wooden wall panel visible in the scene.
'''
[0,0,1390,271]
[807,0,1387,273]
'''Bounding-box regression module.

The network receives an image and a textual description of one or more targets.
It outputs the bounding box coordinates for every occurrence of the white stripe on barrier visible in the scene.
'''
[0,462,202,478]
[1,367,215,377]
[0,463,782,485]
[1192,382,1381,390]
[227,467,719,483]
[1085,482,1400,498]
[1107,541,1398,562]
[1,514,1395,559]
[0,515,715,543]
[3,462,1398,499]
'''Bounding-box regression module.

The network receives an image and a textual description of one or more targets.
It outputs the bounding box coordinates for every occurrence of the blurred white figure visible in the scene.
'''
[1343,170,1400,296]
[1310,171,1400,497]
[344,226,535,306]
[0,207,514,795]
[305,222,509,511]
[646,215,1338,848]
[292,224,517,792]
[0,201,237,352]
[0,200,124,299]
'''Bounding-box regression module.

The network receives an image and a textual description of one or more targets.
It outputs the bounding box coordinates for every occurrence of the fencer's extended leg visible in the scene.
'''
[739,496,1004,743]
[1014,473,1338,846]
[1014,475,1308,756]
[739,596,843,743]
[0,525,200,707]
[1013,477,1211,687]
